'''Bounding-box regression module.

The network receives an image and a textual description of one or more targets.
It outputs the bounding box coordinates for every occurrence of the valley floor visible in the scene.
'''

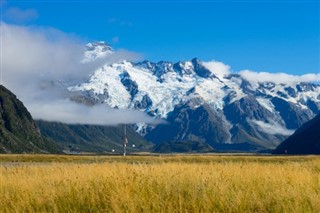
[0,154,319,212]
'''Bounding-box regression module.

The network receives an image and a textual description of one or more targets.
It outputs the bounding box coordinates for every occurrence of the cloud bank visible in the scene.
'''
[239,70,320,84]
[203,60,319,84]
[1,22,156,125]
[30,100,158,125]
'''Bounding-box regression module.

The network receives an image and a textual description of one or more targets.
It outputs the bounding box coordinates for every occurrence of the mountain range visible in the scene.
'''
[1,41,319,154]
[67,41,320,152]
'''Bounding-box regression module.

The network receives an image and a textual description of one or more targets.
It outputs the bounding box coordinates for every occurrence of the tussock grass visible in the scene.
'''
[1,155,319,212]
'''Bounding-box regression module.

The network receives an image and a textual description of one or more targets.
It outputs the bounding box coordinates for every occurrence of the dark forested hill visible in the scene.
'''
[0,85,60,153]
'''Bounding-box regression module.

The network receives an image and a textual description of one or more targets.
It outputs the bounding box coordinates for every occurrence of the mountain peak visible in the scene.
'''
[82,41,113,63]
[191,57,201,64]
[86,41,112,49]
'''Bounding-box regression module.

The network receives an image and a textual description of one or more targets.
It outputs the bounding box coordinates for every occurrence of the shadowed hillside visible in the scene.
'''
[0,85,60,153]
[274,113,320,154]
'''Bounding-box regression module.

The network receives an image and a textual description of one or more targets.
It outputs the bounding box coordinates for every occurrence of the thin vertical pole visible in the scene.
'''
[123,124,128,156]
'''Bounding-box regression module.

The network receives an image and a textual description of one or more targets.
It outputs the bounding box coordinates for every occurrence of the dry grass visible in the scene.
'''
[0,154,319,212]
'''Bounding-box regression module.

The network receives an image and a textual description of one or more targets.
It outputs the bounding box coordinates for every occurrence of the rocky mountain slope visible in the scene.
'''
[68,42,320,151]
[273,113,320,154]
[0,85,60,153]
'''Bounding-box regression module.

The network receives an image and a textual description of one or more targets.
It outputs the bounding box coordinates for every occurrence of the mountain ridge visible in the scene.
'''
[66,42,320,151]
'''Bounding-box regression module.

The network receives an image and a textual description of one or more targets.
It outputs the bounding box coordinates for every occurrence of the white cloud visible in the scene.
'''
[4,7,38,23]
[2,23,85,82]
[202,60,231,77]
[239,70,320,84]
[1,22,155,125]
[251,119,294,136]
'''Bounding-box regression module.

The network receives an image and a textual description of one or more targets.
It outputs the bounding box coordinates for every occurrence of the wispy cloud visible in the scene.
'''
[239,70,320,84]
[1,22,156,125]
[251,119,294,136]
[4,7,38,23]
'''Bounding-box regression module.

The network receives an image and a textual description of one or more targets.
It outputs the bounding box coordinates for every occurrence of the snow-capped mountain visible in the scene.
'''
[82,41,113,63]
[68,42,320,151]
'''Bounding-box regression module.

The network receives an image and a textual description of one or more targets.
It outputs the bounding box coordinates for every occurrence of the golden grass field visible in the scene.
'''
[0,154,319,212]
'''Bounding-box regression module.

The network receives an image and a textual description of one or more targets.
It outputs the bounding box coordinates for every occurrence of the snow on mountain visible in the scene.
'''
[70,58,318,119]
[68,42,320,151]
[82,41,113,63]
[70,57,251,117]
[256,98,275,112]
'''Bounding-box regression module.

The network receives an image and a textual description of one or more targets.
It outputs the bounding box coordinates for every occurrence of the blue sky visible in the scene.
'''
[2,0,319,75]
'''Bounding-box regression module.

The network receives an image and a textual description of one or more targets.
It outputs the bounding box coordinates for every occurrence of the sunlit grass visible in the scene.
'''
[1,155,319,212]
